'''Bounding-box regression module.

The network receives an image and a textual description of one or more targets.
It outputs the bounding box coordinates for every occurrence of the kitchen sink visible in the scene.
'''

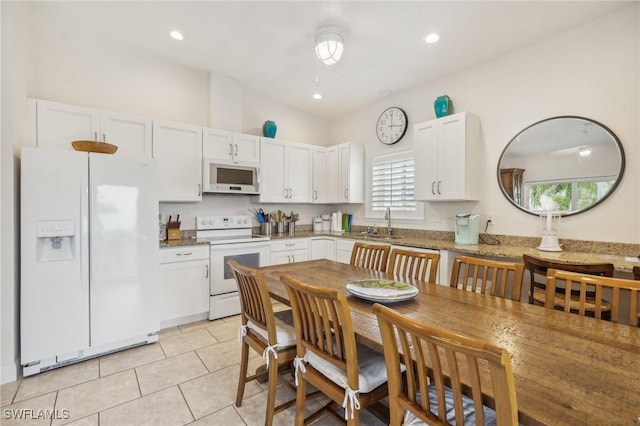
[360,234,401,241]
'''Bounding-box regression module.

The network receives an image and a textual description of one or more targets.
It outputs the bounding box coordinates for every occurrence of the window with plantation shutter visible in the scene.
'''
[367,151,423,220]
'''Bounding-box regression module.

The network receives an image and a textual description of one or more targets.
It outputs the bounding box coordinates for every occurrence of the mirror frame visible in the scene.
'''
[497,115,625,217]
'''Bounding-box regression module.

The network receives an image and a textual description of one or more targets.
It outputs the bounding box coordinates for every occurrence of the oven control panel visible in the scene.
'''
[196,215,252,230]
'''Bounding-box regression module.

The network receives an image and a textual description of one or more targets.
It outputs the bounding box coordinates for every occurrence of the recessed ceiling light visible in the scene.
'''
[169,30,184,41]
[424,33,440,44]
[313,93,323,100]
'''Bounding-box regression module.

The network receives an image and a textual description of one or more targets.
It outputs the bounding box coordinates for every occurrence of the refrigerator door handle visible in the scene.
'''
[80,176,90,293]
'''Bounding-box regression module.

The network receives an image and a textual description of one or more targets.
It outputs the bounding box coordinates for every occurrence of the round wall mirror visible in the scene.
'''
[497,116,625,216]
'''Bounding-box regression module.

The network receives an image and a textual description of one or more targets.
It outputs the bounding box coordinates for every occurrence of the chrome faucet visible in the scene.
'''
[385,207,392,236]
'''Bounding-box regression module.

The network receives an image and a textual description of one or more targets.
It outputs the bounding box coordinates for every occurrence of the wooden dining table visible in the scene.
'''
[258,259,640,426]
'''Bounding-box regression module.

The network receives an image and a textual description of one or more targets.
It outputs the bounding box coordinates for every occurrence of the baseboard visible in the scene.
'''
[1,358,19,384]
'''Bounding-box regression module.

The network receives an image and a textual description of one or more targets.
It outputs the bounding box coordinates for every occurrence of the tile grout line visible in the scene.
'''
[176,379,196,423]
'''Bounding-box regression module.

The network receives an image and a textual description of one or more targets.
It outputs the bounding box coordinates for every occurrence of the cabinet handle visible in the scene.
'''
[344,189,348,199]
[287,188,292,199]
[285,243,295,247]
[234,144,239,156]
[229,143,233,156]
[437,181,441,195]
[283,188,287,199]
[291,254,295,263]
[102,133,106,142]
[94,132,98,141]
[176,252,192,256]
[314,190,318,200]
[198,184,202,196]
[288,255,292,263]
[205,264,209,278]
[431,181,436,195]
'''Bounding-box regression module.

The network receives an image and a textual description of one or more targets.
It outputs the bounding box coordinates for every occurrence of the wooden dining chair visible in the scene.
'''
[228,259,298,426]
[523,254,614,318]
[545,269,640,324]
[373,303,519,426]
[450,256,525,301]
[633,266,640,326]
[350,242,390,272]
[387,248,440,283]
[281,274,390,425]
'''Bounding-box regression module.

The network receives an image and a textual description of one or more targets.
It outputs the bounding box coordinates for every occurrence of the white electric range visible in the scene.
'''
[196,215,271,320]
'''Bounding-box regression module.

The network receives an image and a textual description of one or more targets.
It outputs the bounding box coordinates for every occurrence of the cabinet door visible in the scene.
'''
[289,249,309,263]
[101,111,152,158]
[336,239,356,264]
[310,238,336,261]
[339,143,364,203]
[271,251,294,265]
[326,146,341,203]
[287,143,313,203]
[414,120,439,200]
[312,147,327,203]
[259,138,287,202]
[153,120,203,202]
[233,133,261,163]
[159,260,209,323]
[438,114,466,200]
[36,100,100,150]
[202,128,233,161]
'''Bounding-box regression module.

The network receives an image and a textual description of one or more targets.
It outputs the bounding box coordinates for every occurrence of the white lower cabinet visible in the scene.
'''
[309,237,336,261]
[336,239,357,264]
[159,246,209,327]
[271,239,309,265]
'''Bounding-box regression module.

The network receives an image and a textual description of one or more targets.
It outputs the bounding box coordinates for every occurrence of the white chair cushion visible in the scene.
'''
[247,309,297,348]
[306,342,391,393]
[404,385,499,426]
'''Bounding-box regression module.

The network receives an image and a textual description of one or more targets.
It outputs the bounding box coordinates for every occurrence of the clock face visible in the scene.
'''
[376,107,408,145]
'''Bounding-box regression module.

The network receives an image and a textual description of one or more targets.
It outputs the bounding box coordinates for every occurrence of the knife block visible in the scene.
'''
[166,228,181,240]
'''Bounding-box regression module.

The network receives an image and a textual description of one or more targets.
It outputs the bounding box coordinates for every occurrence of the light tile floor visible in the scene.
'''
[1,308,386,426]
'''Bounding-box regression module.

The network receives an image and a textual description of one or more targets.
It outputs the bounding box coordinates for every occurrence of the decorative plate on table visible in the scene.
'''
[346,279,418,303]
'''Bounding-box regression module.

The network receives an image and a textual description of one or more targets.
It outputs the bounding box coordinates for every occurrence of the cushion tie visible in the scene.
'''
[342,385,361,420]
[262,344,279,368]
[293,355,308,386]
[237,324,248,344]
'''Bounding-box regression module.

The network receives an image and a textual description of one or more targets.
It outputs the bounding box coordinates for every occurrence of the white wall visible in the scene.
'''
[1,1,29,384]
[330,5,640,244]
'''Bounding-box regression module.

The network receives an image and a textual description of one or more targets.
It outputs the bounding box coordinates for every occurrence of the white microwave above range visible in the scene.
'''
[202,158,261,194]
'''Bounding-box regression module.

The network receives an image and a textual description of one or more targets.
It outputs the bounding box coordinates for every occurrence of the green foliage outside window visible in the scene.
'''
[527,179,614,213]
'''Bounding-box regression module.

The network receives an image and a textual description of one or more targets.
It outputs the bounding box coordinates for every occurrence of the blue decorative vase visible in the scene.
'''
[262,120,277,138]
[434,95,451,118]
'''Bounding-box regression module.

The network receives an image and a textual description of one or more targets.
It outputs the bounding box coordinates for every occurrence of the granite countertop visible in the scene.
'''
[161,230,639,273]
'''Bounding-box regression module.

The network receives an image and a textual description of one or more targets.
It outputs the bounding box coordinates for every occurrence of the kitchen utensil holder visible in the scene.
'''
[261,222,272,236]
[277,222,285,234]
[167,228,181,240]
[288,221,295,236]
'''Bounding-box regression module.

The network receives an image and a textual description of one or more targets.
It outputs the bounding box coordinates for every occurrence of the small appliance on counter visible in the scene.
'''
[313,216,323,233]
[537,211,562,252]
[321,213,331,232]
[455,213,479,245]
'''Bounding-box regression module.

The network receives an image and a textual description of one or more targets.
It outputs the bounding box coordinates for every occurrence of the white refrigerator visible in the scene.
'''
[21,146,159,376]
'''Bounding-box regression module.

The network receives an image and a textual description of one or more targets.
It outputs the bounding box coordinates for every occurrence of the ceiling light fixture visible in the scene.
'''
[424,33,440,44]
[315,25,344,66]
[313,93,323,100]
[169,30,184,41]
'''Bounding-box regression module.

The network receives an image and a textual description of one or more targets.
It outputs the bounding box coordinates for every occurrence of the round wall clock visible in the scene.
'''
[376,107,408,145]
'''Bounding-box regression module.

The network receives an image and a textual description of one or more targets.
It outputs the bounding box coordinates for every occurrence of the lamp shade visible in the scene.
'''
[315,25,344,66]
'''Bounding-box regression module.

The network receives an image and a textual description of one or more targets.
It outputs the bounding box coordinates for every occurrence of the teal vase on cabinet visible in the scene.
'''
[262,121,277,138]
[434,95,451,118]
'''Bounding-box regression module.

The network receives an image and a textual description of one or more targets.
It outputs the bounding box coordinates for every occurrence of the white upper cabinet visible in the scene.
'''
[152,120,203,202]
[312,146,328,203]
[202,128,260,163]
[258,138,312,203]
[414,112,482,201]
[30,99,152,158]
[327,142,364,203]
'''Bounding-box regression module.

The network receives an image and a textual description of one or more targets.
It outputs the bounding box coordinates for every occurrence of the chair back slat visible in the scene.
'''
[373,303,518,426]
[282,274,358,377]
[387,248,440,283]
[450,256,524,301]
[228,259,276,343]
[350,242,390,272]
[545,269,640,324]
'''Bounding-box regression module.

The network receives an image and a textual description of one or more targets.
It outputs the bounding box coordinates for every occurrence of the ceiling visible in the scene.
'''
[29,1,634,119]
